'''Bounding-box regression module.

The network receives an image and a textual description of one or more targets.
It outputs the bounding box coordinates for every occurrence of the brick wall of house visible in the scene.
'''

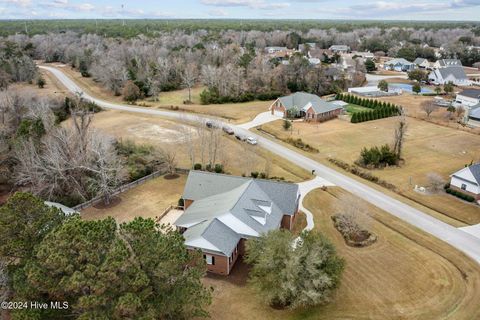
[271,100,286,117]
[201,242,241,275]
[305,107,342,122]
[450,185,480,200]
[184,199,194,209]
[281,211,298,230]
[203,253,229,275]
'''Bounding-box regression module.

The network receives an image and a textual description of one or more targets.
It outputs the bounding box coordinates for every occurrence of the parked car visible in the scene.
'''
[206,121,219,129]
[235,133,246,141]
[222,126,234,135]
[246,137,258,145]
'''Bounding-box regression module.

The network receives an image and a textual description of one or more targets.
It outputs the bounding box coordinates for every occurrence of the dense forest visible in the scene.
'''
[1,19,480,37]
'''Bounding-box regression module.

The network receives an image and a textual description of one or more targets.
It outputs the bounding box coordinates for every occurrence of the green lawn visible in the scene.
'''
[345,104,371,114]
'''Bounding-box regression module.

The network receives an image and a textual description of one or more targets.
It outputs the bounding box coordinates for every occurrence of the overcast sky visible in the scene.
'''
[0,0,480,20]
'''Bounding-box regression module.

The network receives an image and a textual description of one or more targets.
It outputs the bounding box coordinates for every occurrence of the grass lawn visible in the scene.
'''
[82,174,187,223]
[203,188,480,320]
[257,117,480,225]
[47,64,270,124]
[345,104,370,114]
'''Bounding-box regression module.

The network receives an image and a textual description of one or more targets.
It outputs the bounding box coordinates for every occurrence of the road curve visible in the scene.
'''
[40,65,480,264]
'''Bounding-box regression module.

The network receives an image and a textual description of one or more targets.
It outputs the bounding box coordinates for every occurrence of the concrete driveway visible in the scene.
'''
[41,65,480,264]
[460,224,480,240]
[237,111,282,129]
[297,177,336,231]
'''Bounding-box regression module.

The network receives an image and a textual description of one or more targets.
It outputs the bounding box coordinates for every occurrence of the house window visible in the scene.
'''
[461,184,467,190]
[204,254,215,265]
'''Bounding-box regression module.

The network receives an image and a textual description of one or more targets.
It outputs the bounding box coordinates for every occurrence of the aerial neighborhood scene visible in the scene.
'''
[1,0,480,319]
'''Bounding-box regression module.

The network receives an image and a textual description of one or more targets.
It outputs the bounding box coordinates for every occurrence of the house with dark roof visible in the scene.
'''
[450,164,480,200]
[174,171,301,275]
[269,92,343,122]
[428,66,471,86]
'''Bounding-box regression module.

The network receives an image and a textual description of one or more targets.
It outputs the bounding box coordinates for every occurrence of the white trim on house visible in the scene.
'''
[450,167,480,195]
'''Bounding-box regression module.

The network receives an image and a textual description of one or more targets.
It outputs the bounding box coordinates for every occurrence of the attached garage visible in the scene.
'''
[273,110,285,117]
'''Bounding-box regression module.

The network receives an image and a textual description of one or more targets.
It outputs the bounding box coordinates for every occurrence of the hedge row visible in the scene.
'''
[445,188,475,202]
[200,88,282,104]
[328,158,397,191]
[350,107,400,123]
[336,93,401,123]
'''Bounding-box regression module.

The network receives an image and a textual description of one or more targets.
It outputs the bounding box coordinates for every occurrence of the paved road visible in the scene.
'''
[41,65,480,264]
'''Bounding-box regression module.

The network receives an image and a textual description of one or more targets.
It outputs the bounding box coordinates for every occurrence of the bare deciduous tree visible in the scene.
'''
[427,173,446,192]
[421,100,439,118]
[393,109,407,161]
[182,63,197,103]
[334,193,372,234]
[160,147,177,176]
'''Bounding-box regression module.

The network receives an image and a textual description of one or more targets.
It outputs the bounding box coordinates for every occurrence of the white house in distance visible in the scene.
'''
[434,59,462,69]
[428,66,471,86]
[413,58,431,69]
[455,89,480,107]
[450,163,480,200]
[383,58,415,72]
[329,45,350,54]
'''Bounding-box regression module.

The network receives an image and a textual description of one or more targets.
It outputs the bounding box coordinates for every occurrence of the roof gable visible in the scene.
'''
[279,92,342,115]
[452,164,480,185]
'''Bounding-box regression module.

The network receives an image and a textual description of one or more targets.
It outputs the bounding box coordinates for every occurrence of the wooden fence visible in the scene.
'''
[73,168,189,211]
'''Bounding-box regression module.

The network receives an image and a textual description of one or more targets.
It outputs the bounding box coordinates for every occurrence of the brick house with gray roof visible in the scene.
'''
[174,171,300,275]
[269,92,343,122]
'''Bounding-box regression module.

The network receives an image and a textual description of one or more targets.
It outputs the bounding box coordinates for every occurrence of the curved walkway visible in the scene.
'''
[40,65,480,264]
[297,177,336,231]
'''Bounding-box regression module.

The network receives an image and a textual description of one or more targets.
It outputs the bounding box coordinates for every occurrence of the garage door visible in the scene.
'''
[274,110,284,117]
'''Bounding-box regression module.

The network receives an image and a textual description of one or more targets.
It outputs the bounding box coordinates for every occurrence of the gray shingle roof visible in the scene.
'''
[468,163,480,184]
[438,66,468,80]
[438,59,462,67]
[470,103,480,120]
[176,171,300,256]
[278,92,342,115]
[459,89,480,99]
[384,58,414,66]
[414,58,428,65]
[202,219,241,256]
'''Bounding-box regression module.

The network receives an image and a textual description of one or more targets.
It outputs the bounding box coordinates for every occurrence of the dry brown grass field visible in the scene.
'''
[89,110,311,183]
[204,187,480,320]
[257,117,480,224]
[47,64,270,123]
[82,174,187,223]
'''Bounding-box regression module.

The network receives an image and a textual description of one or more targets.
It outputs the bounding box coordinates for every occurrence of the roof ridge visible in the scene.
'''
[189,170,298,187]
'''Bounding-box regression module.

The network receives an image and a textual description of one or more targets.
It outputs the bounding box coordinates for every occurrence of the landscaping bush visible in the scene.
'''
[357,144,397,168]
[251,171,259,178]
[122,80,142,102]
[214,164,224,173]
[331,214,377,247]
[285,138,319,153]
[445,188,475,202]
[178,198,184,207]
[328,158,397,191]
[193,163,202,170]
[337,93,400,123]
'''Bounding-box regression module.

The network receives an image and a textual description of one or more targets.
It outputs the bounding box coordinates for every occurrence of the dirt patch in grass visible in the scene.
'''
[257,117,480,225]
[89,110,310,183]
